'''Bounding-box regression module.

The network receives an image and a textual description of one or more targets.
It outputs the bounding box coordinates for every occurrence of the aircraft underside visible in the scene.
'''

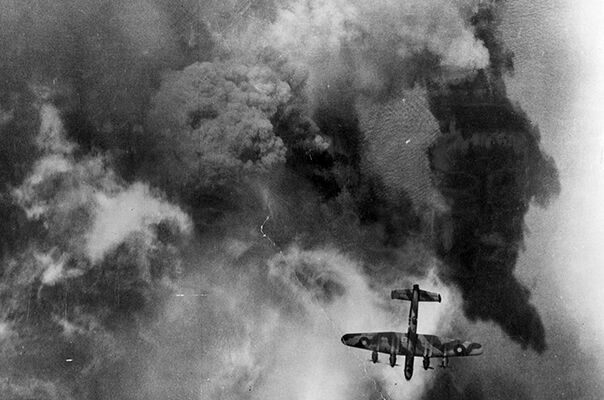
[341,285,482,381]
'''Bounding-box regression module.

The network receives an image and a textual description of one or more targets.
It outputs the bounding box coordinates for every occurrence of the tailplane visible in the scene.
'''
[391,286,441,302]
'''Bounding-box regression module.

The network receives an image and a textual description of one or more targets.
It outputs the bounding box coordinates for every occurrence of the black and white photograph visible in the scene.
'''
[0,0,601,399]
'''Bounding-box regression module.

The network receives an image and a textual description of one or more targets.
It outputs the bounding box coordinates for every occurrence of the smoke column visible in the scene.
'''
[425,5,559,353]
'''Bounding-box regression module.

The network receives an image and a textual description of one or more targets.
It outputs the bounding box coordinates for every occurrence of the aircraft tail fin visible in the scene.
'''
[391,288,441,302]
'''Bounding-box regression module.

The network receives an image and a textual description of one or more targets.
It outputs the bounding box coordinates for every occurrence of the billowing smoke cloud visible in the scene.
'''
[258,0,490,99]
[144,59,290,190]
[0,89,442,399]
[190,247,455,400]
[0,100,193,399]
[13,102,192,265]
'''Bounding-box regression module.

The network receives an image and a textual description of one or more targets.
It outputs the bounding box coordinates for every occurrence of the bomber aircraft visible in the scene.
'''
[341,284,483,380]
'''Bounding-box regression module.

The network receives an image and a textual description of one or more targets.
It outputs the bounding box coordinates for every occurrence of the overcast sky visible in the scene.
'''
[504,0,604,358]
[496,0,604,392]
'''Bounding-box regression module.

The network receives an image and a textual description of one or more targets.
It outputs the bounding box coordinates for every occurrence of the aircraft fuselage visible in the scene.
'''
[404,284,420,380]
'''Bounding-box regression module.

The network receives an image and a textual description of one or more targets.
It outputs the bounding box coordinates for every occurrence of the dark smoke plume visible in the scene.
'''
[426,4,559,353]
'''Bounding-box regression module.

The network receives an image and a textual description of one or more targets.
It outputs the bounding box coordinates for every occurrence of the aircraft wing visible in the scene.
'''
[414,334,483,357]
[341,332,482,357]
[341,332,411,355]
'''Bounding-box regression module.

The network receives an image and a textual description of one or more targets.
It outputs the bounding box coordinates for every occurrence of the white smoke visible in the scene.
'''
[238,0,490,97]
[35,249,83,285]
[181,246,459,400]
[13,99,192,284]
[87,183,192,262]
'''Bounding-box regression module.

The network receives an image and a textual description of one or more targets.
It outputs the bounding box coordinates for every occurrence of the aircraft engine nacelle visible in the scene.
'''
[404,355,414,380]
[453,343,467,356]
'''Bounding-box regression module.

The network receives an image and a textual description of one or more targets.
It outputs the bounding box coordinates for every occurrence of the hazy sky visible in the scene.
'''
[504,0,604,363]
[486,1,604,396]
